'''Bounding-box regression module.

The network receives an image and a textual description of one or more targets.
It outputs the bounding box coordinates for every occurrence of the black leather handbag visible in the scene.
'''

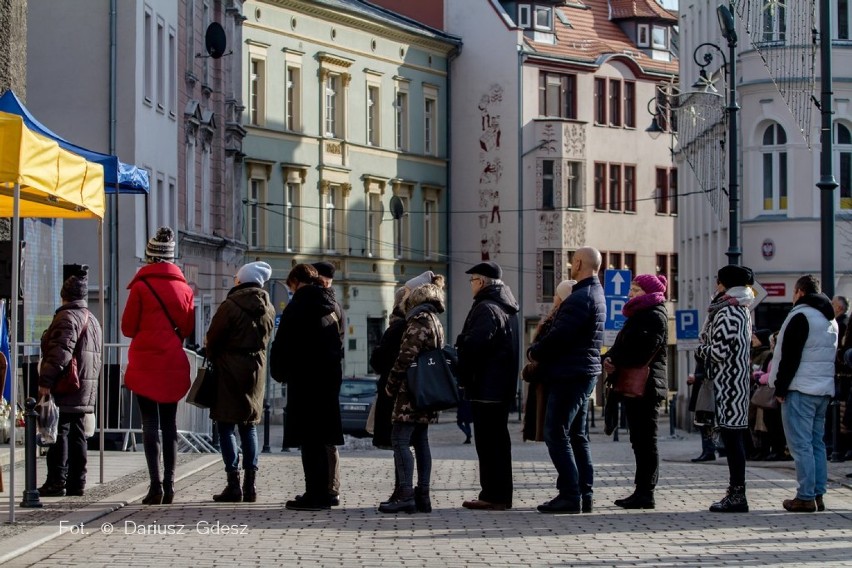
[406,347,460,412]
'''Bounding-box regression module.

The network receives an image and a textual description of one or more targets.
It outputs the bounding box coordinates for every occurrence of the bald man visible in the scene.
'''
[527,246,606,514]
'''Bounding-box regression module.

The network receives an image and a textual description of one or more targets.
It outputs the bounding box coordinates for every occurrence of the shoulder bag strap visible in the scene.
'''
[72,311,90,358]
[141,278,182,339]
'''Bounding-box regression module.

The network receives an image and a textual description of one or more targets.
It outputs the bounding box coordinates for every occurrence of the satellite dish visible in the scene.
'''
[205,23,227,59]
[389,196,405,220]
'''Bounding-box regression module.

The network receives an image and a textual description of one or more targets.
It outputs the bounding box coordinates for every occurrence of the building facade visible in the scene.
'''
[241,0,460,375]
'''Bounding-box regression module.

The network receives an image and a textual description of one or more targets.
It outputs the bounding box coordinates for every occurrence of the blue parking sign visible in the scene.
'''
[605,296,628,331]
[675,309,700,340]
[604,269,632,297]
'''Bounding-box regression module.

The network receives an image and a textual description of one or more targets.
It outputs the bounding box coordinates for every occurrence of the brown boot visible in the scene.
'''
[783,497,816,513]
[242,469,257,503]
[213,471,242,503]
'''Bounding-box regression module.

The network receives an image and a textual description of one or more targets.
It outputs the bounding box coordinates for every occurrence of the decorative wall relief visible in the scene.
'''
[563,211,587,249]
[538,212,560,246]
[540,123,557,153]
[563,123,586,158]
[476,83,505,261]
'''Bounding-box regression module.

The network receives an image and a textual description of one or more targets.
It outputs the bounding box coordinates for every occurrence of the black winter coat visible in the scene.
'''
[39,301,103,413]
[270,284,344,447]
[528,277,606,381]
[456,283,520,402]
[207,283,276,424]
[604,303,668,401]
[369,309,406,448]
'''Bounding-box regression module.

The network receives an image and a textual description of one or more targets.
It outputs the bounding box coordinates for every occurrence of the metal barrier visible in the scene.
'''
[17,342,216,453]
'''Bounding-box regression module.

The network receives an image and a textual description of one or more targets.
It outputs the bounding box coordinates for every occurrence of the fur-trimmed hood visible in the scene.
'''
[404,283,445,316]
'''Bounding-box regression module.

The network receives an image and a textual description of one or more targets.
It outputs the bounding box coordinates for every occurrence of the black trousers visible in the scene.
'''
[136,396,178,485]
[300,442,330,500]
[472,401,513,505]
[46,411,87,489]
[720,427,747,487]
[623,396,660,490]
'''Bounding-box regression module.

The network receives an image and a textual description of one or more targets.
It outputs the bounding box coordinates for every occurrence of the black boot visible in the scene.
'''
[414,486,432,513]
[381,487,401,506]
[162,479,175,505]
[378,488,416,514]
[213,471,243,503]
[692,427,717,462]
[243,469,257,503]
[614,487,655,509]
[709,485,749,513]
[142,482,164,505]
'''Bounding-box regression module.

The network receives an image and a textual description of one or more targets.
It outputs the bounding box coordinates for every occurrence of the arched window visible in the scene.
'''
[838,123,852,210]
[761,123,788,212]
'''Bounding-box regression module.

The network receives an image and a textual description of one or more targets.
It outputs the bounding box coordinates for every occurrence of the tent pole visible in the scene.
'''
[8,183,20,523]
[98,220,105,484]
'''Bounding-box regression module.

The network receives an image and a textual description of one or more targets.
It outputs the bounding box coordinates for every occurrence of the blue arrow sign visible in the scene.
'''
[604,269,632,297]
[675,309,700,340]
[604,296,628,331]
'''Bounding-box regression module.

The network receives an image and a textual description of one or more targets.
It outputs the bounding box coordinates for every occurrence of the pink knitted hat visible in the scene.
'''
[634,274,667,294]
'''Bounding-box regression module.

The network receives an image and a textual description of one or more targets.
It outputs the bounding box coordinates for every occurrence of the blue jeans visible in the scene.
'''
[781,390,830,500]
[218,422,259,472]
[543,376,597,503]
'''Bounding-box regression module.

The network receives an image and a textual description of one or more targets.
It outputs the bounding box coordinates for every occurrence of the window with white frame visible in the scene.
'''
[168,28,176,117]
[652,26,667,49]
[286,66,301,131]
[566,161,583,209]
[637,24,650,47]
[838,0,850,39]
[285,182,299,252]
[761,123,788,211]
[249,58,265,126]
[423,189,439,260]
[539,72,577,119]
[201,142,211,233]
[321,182,347,253]
[424,97,436,155]
[247,178,264,247]
[761,2,787,43]
[185,135,196,228]
[367,84,380,146]
[325,74,340,137]
[157,18,165,110]
[144,8,152,103]
[534,6,553,30]
[395,88,409,151]
[325,187,337,252]
[837,123,852,209]
[392,184,412,258]
[518,4,531,28]
[366,192,381,257]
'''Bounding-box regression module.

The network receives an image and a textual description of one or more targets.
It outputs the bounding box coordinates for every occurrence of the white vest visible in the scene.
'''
[769,304,837,396]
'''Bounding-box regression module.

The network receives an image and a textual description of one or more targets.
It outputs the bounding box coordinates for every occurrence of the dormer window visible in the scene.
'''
[535,6,553,30]
[637,24,650,47]
[518,4,531,28]
[652,25,668,49]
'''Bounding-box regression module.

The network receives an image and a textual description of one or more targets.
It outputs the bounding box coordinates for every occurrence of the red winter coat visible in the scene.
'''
[122,262,195,403]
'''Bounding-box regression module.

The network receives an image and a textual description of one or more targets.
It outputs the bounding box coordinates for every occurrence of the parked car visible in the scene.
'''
[339,375,378,437]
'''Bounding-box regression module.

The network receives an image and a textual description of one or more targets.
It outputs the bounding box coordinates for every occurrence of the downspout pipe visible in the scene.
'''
[445,44,461,339]
[516,44,526,419]
[108,0,118,343]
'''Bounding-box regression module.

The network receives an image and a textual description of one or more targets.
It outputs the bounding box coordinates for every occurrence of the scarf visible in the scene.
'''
[622,291,666,318]
[707,285,755,315]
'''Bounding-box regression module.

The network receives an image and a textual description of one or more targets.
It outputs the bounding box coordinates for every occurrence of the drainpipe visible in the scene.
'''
[445,44,461,339]
[516,44,526,419]
[108,0,118,342]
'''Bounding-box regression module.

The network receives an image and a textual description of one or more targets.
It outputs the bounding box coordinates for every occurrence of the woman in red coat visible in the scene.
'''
[121,227,195,505]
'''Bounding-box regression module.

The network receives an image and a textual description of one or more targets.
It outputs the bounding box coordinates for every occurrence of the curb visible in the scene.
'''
[0,454,221,565]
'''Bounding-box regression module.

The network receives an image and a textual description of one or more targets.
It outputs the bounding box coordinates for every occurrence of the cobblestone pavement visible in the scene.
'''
[2,419,851,567]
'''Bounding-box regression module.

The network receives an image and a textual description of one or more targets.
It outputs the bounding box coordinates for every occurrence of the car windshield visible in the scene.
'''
[340,380,376,398]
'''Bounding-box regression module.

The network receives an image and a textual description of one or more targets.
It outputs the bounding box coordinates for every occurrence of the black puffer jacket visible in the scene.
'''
[369,308,406,447]
[456,283,520,402]
[39,300,103,413]
[271,284,344,447]
[604,303,668,401]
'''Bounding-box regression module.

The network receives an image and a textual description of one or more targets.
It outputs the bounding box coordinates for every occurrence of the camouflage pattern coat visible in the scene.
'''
[387,283,446,423]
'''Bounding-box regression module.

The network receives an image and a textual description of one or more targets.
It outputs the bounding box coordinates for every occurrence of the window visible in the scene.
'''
[624,82,636,128]
[325,74,339,137]
[839,0,850,39]
[185,136,196,228]
[598,251,609,283]
[566,162,582,209]
[367,85,380,146]
[637,24,650,47]
[609,80,622,126]
[285,182,298,252]
[624,165,636,212]
[656,254,669,298]
[518,4,531,28]
[534,6,553,30]
[594,78,606,125]
[652,26,667,49]
[594,163,606,209]
[366,193,381,257]
[837,123,852,210]
[144,9,152,102]
[201,143,211,233]
[247,178,264,248]
[542,160,555,209]
[249,59,265,126]
[286,66,301,131]
[624,253,637,276]
[761,2,787,43]
[610,252,622,272]
[424,97,436,155]
[423,198,437,259]
[157,19,165,110]
[542,250,555,301]
[670,253,679,301]
[168,29,176,116]
[656,167,669,214]
[324,186,338,252]
[392,189,411,259]
[539,72,577,119]
[395,90,409,150]
[762,123,788,211]
[609,164,622,211]
[669,168,678,215]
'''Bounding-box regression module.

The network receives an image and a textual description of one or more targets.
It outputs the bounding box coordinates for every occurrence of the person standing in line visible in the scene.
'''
[769,275,837,512]
[271,264,343,511]
[528,247,606,514]
[696,264,754,513]
[603,274,668,510]
[37,266,103,497]
[379,271,446,514]
[312,261,345,506]
[456,261,520,511]
[687,356,719,462]
[207,262,276,503]
[122,227,195,505]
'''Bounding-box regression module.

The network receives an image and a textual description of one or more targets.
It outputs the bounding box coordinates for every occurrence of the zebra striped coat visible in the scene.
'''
[696,287,754,429]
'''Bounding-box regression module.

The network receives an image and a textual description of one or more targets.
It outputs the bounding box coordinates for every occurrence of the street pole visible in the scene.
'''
[718,3,740,266]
